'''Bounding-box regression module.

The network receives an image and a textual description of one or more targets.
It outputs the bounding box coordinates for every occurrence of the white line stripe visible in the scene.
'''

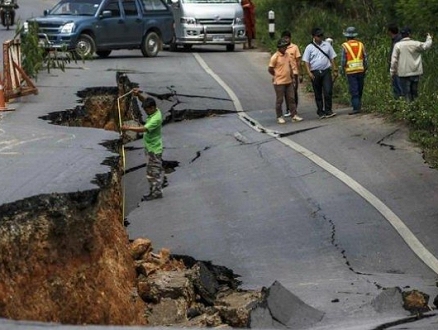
[193,53,243,112]
[193,52,438,275]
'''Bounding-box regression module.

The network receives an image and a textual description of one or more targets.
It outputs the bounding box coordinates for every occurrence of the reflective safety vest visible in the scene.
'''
[342,40,365,74]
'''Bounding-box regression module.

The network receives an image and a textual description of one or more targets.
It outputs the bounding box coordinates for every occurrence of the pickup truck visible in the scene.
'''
[24,0,174,58]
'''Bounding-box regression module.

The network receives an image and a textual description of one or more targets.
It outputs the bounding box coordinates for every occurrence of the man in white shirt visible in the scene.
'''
[390,27,432,102]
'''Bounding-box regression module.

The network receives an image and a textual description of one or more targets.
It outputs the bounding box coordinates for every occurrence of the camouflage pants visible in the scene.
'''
[146,151,163,196]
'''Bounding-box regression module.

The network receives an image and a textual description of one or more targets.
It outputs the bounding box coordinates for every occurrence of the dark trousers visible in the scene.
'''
[311,68,333,116]
[274,83,296,118]
[392,75,403,99]
[399,76,419,102]
[347,73,365,112]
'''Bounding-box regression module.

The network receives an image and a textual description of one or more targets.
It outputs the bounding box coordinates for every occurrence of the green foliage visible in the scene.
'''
[253,0,438,167]
[19,21,88,79]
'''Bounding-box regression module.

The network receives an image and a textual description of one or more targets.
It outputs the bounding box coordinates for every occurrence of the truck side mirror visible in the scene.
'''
[43,9,49,16]
[100,10,112,18]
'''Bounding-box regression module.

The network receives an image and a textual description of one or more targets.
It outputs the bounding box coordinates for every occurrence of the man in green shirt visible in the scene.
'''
[122,90,164,201]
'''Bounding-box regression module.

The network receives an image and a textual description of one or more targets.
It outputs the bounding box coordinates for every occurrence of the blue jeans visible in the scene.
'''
[399,76,419,102]
[392,75,403,99]
[347,73,365,112]
[311,68,333,116]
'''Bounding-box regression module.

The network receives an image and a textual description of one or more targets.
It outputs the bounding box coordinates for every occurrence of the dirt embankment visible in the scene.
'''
[0,73,147,325]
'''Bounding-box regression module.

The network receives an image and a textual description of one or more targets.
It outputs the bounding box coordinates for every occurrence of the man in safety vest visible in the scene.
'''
[340,26,368,115]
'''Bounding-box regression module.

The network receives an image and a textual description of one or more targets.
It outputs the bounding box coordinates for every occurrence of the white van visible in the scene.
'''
[168,0,246,51]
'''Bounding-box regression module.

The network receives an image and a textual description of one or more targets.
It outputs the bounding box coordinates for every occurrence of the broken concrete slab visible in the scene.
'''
[250,281,325,329]
[371,287,405,314]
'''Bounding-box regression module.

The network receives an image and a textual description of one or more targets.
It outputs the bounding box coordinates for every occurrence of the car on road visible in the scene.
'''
[24,0,174,58]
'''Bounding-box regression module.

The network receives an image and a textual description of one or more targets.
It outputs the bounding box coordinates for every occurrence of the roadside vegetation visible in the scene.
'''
[254,0,438,168]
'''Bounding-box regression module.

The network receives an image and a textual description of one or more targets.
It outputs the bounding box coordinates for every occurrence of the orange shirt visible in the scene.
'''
[286,43,301,75]
[269,51,296,85]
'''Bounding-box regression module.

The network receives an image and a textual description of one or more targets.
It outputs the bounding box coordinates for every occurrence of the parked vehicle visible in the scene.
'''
[23,0,174,58]
[167,0,246,51]
[0,0,18,30]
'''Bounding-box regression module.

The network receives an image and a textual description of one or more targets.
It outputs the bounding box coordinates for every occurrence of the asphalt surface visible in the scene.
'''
[1,4,438,327]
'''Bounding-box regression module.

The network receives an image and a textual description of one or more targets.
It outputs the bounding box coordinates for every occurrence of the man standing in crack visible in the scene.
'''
[122,89,164,201]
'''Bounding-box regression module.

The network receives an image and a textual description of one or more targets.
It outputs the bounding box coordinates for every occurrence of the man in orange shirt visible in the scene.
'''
[281,30,303,117]
[268,38,303,124]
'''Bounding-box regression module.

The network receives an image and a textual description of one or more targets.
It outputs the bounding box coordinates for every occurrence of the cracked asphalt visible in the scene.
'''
[1,1,438,328]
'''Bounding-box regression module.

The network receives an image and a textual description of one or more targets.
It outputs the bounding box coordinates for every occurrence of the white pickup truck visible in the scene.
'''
[167,0,246,51]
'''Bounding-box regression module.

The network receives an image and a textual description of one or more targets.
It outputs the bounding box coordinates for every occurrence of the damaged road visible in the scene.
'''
[2,5,438,327]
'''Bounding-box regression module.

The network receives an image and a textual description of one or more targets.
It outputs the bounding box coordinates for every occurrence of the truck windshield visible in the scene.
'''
[181,0,239,3]
[49,0,102,16]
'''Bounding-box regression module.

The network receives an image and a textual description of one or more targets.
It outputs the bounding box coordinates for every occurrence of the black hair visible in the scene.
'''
[142,97,156,109]
[281,30,291,38]
[387,23,399,34]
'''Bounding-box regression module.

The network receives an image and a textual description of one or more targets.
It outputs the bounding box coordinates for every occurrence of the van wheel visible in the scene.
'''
[141,32,160,57]
[226,44,235,52]
[73,34,95,58]
[96,50,112,58]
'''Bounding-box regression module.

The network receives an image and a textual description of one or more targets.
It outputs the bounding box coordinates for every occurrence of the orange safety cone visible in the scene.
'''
[0,81,13,111]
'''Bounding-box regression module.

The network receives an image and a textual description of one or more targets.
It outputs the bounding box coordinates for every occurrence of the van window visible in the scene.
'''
[143,0,167,10]
[182,0,239,3]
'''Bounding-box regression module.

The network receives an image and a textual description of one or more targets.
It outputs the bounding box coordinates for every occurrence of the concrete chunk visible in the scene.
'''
[250,281,325,329]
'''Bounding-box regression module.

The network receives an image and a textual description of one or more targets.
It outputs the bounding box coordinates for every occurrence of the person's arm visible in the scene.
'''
[389,46,399,76]
[268,67,275,76]
[421,33,433,51]
[121,125,147,133]
[132,87,147,103]
[303,61,314,80]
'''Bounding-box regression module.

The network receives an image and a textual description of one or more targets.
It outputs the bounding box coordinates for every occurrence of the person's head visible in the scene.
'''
[280,30,291,44]
[343,26,358,39]
[277,38,289,54]
[311,27,324,43]
[387,23,399,36]
[142,97,157,115]
[400,26,411,38]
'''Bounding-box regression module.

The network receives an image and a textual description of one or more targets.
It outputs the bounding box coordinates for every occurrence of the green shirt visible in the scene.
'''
[143,109,163,154]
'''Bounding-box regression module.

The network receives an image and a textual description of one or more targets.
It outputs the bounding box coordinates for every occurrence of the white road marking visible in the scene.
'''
[193,52,438,275]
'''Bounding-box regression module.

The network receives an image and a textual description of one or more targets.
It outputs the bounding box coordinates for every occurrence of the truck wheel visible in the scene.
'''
[96,50,112,58]
[226,44,235,52]
[141,32,160,57]
[73,34,95,58]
